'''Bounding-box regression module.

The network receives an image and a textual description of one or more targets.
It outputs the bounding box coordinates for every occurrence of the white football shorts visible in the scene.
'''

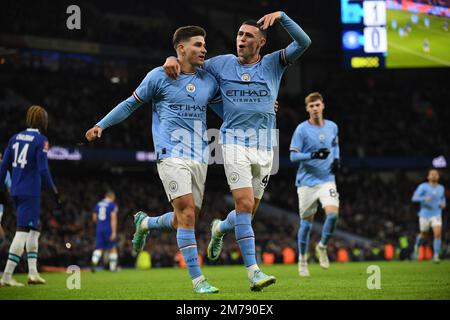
[157,157,207,209]
[297,181,340,219]
[419,215,442,232]
[222,144,273,200]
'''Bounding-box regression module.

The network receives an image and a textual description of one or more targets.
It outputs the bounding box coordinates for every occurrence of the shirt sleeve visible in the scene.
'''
[203,56,226,82]
[332,125,340,160]
[0,141,12,189]
[208,81,223,119]
[279,12,312,65]
[441,188,447,207]
[412,184,425,202]
[96,69,162,130]
[289,126,311,162]
[37,138,56,190]
[290,126,303,153]
[4,171,12,189]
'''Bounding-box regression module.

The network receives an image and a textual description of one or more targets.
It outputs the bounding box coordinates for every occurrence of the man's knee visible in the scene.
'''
[235,196,254,213]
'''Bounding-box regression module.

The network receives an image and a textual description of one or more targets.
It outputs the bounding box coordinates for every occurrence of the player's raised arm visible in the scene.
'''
[257,11,311,65]
[85,96,143,142]
[86,69,161,142]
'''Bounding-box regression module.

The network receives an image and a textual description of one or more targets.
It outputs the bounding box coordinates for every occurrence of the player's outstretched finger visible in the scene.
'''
[270,16,276,26]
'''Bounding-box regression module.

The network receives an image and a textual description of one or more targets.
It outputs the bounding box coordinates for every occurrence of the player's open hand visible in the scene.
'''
[110,233,116,241]
[163,57,181,80]
[257,11,283,30]
[85,126,103,142]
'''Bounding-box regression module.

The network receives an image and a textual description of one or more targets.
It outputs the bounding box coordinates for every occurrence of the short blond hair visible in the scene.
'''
[305,92,324,105]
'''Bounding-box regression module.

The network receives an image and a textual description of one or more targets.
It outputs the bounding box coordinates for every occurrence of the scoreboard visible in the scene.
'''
[341,0,450,69]
[341,0,388,68]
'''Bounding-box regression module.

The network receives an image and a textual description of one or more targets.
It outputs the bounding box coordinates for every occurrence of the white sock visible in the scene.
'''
[246,264,260,279]
[26,230,40,276]
[2,231,28,281]
[299,254,307,263]
[109,253,118,271]
[192,275,205,288]
[91,249,102,265]
[140,217,149,231]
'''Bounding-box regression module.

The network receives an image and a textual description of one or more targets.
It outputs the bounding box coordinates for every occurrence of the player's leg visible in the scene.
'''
[431,216,442,263]
[1,197,28,286]
[207,144,250,261]
[173,193,218,293]
[22,197,45,284]
[297,186,318,277]
[132,158,191,252]
[91,230,105,271]
[316,182,340,269]
[230,146,275,291]
[414,217,430,259]
[0,204,5,245]
[26,228,46,284]
[108,247,119,271]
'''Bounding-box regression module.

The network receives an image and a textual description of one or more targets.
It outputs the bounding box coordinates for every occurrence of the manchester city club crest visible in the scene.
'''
[169,181,178,193]
[241,73,251,81]
[186,83,196,93]
[319,133,326,141]
[229,172,240,183]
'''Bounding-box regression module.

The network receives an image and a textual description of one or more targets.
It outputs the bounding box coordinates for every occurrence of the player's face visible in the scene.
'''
[181,36,207,66]
[428,170,439,183]
[306,99,325,120]
[236,25,266,60]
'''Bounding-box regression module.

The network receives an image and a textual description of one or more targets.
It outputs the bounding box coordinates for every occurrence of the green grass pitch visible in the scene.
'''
[1,261,450,300]
[386,9,450,68]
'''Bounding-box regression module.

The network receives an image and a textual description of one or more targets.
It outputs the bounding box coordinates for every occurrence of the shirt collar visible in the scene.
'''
[26,128,40,133]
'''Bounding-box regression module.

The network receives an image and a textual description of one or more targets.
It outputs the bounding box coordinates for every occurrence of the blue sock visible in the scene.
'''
[235,213,257,267]
[298,219,312,256]
[219,210,236,234]
[414,235,422,252]
[320,213,338,246]
[147,212,174,231]
[433,239,441,257]
[176,228,202,280]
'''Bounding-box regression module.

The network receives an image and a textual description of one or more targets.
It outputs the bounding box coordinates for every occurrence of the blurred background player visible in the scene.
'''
[85,26,221,293]
[0,152,12,246]
[412,168,446,263]
[165,10,311,291]
[90,191,119,272]
[289,92,340,277]
[0,105,61,286]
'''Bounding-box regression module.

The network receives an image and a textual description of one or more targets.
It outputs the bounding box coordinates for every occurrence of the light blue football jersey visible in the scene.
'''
[290,120,339,187]
[97,67,220,163]
[202,12,311,150]
[412,182,446,218]
[203,53,286,150]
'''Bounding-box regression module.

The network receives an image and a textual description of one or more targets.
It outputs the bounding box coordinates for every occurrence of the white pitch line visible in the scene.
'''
[389,42,450,66]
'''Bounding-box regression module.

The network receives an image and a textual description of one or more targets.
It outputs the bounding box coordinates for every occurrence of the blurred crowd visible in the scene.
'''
[1,62,449,159]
